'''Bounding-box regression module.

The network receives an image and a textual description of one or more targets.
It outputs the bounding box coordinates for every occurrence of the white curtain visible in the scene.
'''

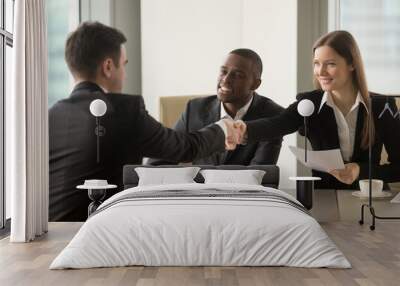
[7,0,49,242]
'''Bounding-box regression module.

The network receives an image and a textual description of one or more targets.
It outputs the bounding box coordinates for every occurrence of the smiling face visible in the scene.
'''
[217,53,260,106]
[313,45,354,93]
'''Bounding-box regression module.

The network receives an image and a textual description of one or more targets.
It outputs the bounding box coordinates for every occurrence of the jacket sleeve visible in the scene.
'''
[134,97,225,162]
[246,100,303,143]
[147,100,191,165]
[248,101,285,165]
[249,137,283,165]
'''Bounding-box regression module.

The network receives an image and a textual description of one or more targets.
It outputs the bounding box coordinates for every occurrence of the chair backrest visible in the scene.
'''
[159,95,209,128]
[381,98,400,191]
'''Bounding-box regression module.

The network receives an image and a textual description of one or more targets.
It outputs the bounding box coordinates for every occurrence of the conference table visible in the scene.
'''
[283,188,400,223]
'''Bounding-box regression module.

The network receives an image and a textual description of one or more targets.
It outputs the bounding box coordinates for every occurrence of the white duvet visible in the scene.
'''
[50,183,350,269]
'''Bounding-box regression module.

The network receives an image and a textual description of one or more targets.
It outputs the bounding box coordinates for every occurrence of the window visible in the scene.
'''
[4,44,11,220]
[340,0,400,94]
[47,0,79,108]
[339,0,400,190]
[1,0,79,232]
[5,0,13,33]
[1,0,14,230]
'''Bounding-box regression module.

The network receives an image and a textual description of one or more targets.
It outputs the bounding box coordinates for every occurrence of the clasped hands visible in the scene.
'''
[223,119,247,150]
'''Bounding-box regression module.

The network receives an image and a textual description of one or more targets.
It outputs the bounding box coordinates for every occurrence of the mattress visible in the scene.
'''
[50,183,351,269]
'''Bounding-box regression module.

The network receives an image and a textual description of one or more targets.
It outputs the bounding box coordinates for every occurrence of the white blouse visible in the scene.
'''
[318,91,368,162]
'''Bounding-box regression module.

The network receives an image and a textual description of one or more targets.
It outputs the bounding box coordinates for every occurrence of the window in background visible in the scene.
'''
[5,0,13,33]
[340,0,400,191]
[0,38,3,230]
[46,0,79,108]
[4,44,11,221]
[340,0,400,94]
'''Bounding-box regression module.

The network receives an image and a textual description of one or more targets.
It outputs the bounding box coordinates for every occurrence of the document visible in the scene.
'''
[289,146,345,173]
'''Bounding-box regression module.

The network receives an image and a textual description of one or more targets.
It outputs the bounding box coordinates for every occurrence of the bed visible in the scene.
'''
[50,165,350,269]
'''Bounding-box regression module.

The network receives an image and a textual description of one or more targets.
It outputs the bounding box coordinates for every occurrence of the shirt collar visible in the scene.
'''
[71,81,104,97]
[318,91,368,114]
[220,95,254,120]
[99,85,108,93]
[72,81,108,94]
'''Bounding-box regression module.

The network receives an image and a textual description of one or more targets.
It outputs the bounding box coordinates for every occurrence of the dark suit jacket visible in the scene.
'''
[149,93,284,165]
[245,90,400,189]
[49,82,225,221]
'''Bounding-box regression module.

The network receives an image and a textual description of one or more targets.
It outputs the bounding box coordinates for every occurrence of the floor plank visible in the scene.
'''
[1,216,399,285]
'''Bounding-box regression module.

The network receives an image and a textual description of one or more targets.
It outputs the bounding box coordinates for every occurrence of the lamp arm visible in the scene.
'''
[96,117,100,163]
[368,97,372,206]
[304,117,307,163]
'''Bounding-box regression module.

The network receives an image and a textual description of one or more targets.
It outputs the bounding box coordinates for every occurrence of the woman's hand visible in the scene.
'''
[329,163,360,185]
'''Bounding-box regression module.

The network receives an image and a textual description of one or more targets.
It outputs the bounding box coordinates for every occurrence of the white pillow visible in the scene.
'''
[135,167,200,186]
[200,169,266,185]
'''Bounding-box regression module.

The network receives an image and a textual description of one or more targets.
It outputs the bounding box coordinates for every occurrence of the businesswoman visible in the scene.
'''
[240,30,400,189]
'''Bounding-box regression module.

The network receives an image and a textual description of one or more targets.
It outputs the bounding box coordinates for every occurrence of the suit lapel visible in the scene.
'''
[241,93,261,121]
[201,98,220,125]
[317,104,341,149]
[351,107,365,161]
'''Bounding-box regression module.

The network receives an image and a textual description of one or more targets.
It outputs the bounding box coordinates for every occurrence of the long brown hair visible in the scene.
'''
[312,30,374,149]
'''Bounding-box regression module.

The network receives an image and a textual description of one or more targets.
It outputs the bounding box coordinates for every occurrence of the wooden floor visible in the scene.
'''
[1,220,400,286]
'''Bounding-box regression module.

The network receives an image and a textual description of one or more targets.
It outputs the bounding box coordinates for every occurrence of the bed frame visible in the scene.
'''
[123,165,280,189]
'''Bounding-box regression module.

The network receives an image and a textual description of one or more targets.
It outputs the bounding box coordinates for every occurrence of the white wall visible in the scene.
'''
[141,0,299,188]
[241,0,298,188]
[141,0,243,117]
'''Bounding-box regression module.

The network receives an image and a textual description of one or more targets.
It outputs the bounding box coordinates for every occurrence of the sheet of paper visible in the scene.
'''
[289,146,345,173]
[390,192,400,203]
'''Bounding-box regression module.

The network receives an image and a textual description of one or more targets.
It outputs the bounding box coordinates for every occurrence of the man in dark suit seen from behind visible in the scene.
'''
[149,49,284,166]
[49,22,234,222]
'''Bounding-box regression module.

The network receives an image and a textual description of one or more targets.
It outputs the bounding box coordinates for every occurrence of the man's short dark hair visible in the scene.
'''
[65,21,127,79]
[229,48,263,79]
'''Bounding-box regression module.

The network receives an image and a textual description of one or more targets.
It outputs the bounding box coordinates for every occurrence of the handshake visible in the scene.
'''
[222,119,247,150]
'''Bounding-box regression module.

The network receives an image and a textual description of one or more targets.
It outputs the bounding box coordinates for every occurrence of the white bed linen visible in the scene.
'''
[50,183,351,269]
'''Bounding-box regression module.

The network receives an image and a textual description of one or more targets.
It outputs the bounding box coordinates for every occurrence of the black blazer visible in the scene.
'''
[49,82,225,221]
[149,93,284,165]
[246,90,400,189]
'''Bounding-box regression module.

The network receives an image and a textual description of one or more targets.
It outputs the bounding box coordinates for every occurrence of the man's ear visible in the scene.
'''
[101,58,113,78]
[251,78,262,91]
